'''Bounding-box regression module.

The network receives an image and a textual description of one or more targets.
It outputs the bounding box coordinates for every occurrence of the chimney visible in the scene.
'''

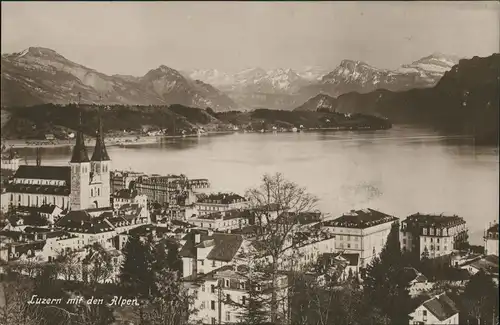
[195,233,201,244]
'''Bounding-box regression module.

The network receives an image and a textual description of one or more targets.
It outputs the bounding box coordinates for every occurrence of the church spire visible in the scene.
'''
[91,105,110,161]
[70,94,90,163]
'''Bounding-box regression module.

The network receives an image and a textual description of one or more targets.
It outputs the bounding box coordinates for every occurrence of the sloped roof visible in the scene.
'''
[323,208,397,229]
[179,231,243,262]
[57,210,92,225]
[6,183,70,195]
[14,165,71,182]
[423,294,459,321]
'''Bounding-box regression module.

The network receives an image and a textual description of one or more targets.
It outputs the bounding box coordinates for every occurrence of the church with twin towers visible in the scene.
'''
[6,105,112,212]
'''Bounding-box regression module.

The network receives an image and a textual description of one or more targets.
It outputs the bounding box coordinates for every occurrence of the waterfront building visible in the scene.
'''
[134,174,187,205]
[5,108,112,212]
[484,223,499,256]
[110,170,145,193]
[194,193,248,216]
[400,213,468,260]
[184,264,288,325]
[322,208,398,267]
[112,188,148,211]
[409,293,459,325]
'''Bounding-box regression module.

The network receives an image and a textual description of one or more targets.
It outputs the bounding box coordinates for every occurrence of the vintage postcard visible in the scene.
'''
[0,2,498,325]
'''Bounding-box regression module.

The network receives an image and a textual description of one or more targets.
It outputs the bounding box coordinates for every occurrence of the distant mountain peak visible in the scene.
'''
[4,46,65,60]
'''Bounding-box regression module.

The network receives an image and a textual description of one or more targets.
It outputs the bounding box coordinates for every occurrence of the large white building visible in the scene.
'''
[195,193,248,216]
[4,109,112,212]
[400,213,468,260]
[484,223,498,256]
[322,209,398,268]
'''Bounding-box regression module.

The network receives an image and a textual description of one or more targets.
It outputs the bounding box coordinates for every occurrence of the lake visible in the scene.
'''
[18,126,499,245]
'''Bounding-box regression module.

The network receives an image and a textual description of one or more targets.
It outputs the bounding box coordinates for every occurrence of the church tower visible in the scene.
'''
[69,106,91,211]
[90,106,111,209]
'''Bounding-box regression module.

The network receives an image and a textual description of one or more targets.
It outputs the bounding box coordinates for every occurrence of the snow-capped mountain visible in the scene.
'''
[183,69,235,88]
[398,53,460,80]
[186,67,312,94]
[295,66,331,81]
[1,47,239,111]
[298,54,461,99]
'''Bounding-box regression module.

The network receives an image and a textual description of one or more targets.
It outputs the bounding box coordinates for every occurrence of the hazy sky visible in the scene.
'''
[2,1,499,76]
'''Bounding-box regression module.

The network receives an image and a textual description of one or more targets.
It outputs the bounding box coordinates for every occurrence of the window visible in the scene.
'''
[436,246,440,251]
[347,243,351,248]
[225,279,229,287]
[211,285,215,293]
[200,260,204,266]
[340,235,344,240]
[444,246,448,251]
[226,311,231,321]
[211,301,215,310]
[212,260,216,267]
[437,238,440,243]
[226,294,231,302]
[403,239,407,244]
[202,285,205,292]
[430,238,433,243]
[242,296,246,305]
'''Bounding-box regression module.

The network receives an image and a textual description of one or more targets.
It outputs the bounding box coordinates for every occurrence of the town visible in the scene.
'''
[0,111,498,325]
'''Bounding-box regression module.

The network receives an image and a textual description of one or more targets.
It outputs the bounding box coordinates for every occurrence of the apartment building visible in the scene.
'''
[322,208,398,267]
[195,193,248,216]
[400,213,468,260]
[185,264,288,325]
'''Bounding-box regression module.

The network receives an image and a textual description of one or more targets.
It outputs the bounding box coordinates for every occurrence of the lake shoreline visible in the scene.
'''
[2,126,397,149]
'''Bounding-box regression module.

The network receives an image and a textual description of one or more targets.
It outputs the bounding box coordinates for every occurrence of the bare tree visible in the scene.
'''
[244,172,318,324]
[82,243,113,285]
[54,249,82,281]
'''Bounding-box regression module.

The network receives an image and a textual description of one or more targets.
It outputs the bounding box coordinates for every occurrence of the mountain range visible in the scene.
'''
[187,53,460,110]
[1,47,239,111]
[295,54,499,145]
[2,47,461,112]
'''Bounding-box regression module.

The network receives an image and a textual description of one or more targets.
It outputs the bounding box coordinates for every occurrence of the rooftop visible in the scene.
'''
[6,183,71,196]
[403,213,466,228]
[113,189,138,199]
[179,230,243,262]
[422,293,459,321]
[13,165,71,182]
[323,209,397,229]
[197,192,246,205]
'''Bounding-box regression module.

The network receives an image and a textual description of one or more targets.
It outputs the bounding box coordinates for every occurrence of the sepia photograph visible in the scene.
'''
[0,1,499,325]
